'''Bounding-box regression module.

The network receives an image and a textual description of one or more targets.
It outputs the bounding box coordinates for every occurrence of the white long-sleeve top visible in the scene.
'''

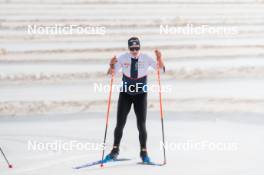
[113,52,163,95]
[114,52,157,78]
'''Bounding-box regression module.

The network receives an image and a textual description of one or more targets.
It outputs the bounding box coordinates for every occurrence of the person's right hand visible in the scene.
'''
[110,55,117,65]
[107,55,117,75]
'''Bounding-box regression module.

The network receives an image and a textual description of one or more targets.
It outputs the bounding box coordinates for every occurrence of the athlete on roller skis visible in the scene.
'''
[104,37,165,164]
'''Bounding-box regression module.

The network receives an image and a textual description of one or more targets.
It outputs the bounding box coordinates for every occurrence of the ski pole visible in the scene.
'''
[0,147,13,168]
[157,63,167,165]
[100,72,114,167]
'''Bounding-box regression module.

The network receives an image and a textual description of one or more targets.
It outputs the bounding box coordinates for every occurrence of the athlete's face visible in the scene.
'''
[129,45,140,58]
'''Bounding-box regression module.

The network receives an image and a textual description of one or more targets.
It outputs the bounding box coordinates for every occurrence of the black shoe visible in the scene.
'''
[140,150,151,163]
[140,150,147,157]
[108,147,119,160]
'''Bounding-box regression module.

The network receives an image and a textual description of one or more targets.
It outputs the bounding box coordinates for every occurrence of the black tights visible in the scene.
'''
[113,92,147,150]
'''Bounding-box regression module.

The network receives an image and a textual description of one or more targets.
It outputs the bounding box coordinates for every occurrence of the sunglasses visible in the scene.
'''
[129,47,140,51]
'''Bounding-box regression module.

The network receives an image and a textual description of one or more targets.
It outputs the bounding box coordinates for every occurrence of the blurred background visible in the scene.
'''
[1,1,264,175]
[0,0,264,116]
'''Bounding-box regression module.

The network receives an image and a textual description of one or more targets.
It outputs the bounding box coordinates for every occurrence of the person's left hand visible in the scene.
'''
[155,49,162,60]
[154,49,164,69]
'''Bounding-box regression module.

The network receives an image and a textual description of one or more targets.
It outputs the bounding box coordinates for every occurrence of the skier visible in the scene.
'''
[105,37,165,163]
